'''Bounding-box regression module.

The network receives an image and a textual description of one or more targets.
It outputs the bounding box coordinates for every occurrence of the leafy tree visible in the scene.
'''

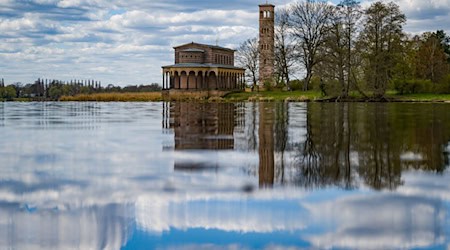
[416,32,449,83]
[0,86,18,100]
[435,30,450,63]
[358,1,406,98]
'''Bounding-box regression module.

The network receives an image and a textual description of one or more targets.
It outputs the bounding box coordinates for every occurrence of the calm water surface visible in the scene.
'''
[0,102,450,250]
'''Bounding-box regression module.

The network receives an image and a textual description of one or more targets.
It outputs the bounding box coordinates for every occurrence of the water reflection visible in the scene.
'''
[168,102,236,171]
[0,102,450,249]
[298,103,450,190]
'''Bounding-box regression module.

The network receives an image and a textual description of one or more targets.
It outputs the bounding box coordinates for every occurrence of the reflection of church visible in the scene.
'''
[165,102,236,170]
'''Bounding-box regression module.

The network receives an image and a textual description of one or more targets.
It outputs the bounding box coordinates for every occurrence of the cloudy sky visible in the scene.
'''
[1,0,449,86]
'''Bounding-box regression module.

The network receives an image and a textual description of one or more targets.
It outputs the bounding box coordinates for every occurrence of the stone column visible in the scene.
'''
[162,71,165,90]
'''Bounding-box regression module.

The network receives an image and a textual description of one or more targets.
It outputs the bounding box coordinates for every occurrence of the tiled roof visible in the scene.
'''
[162,63,244,70]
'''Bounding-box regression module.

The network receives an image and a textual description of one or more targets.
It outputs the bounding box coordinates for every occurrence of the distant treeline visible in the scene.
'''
[0,78,161,100]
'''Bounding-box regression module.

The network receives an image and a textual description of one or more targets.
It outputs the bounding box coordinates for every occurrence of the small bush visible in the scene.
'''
[263,80,274,91]
[435,74,450,94]
[393,79,434,94]
[288,80,303,91]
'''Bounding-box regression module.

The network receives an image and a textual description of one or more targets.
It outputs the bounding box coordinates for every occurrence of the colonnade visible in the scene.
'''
[162,69,245,91]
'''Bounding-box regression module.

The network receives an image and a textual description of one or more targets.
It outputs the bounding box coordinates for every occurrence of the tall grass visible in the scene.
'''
[60,92,162,102]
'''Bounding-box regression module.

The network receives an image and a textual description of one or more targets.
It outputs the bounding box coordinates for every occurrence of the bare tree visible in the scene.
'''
[274,7,297,89]
[237,38,259,91]
[289,0,333,90]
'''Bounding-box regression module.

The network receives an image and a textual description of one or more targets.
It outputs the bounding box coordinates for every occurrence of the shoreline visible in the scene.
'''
[3,91,450,103]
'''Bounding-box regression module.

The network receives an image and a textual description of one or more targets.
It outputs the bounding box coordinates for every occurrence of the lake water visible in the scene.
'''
[0,101,450,250]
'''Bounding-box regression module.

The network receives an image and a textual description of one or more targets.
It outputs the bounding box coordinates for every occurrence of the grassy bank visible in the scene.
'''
[54,91,450,102]
[60,92,162,102]
[224,90,322,102]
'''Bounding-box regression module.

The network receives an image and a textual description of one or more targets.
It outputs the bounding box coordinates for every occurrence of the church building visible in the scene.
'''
[162,42,245,91]
[161,3,275,92]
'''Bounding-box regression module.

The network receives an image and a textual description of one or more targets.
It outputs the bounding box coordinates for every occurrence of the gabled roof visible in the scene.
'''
[173,42,236,52]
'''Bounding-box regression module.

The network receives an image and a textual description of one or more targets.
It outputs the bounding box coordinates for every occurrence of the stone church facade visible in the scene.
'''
[162,42,245,91]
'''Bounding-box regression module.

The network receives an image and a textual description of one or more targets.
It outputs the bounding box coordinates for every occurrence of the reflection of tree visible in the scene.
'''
[357,104,403,190]
[248,102,258,151]
[274,102,289,184]
[292,103,450,190]
[295,103,356,189]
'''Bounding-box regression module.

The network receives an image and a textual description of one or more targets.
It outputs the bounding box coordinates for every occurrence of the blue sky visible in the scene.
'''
[1,0,449,86]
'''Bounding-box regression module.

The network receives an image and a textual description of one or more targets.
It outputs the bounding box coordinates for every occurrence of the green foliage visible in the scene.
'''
[288,80,303,91]
[435,74,450,94]
[0,86,17,100]
[263,80,274,91]
[49,86,63,99]
[393,79,434,94]
[309,76,322,91]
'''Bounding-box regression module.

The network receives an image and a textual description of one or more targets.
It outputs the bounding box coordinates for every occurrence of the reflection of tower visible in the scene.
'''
[259,103,275,187]
[259,3,275,86]
[169,103,236,170]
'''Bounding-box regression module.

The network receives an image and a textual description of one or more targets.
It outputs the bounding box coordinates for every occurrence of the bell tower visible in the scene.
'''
[259,3,275,87]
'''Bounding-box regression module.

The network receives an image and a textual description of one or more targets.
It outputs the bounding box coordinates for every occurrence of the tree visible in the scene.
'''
[339,0,362,97]
[416,32,449,83]
[358,1,406,98]
[0,86,17,100]
[289,0,333,90]
[435,30,450,63]
[274,7,297,89]
[237,38,260,91]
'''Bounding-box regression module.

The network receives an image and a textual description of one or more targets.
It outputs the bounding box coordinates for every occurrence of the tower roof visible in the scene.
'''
[259,3,275,7]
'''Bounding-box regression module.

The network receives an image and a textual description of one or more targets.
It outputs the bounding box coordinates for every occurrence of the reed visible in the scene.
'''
[60,92,162,102]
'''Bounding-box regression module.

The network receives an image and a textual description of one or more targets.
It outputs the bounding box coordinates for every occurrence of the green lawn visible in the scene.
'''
[224,90,322,101]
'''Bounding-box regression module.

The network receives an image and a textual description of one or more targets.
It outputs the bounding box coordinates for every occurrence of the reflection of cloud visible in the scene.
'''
[0,204,133,250]
[135,191,308,234]
[304,189,446,249]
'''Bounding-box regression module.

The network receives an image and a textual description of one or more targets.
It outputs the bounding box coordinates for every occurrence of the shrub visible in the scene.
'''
[263,80,274,91]
[435,74,450,94]
[288,79,303,91]
[393,79,434,94]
